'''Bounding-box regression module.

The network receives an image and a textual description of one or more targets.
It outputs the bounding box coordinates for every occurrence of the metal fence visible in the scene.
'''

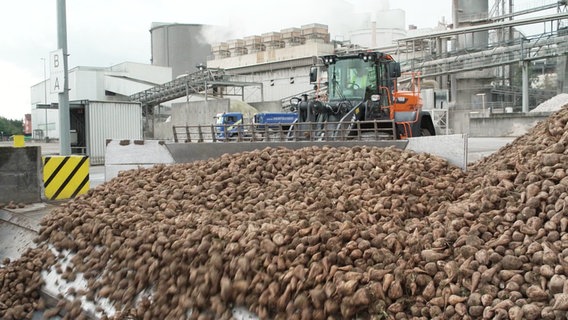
[172,120,397,143]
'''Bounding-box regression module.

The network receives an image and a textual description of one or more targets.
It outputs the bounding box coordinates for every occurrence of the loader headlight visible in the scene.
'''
[371,94,380,102]
[322,55,337,65]
[358,52,378,62]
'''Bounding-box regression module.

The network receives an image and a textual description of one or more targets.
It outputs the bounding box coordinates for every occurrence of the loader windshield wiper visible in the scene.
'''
[330,72,354,110]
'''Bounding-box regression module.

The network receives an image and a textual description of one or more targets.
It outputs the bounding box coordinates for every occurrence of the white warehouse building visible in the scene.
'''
[29,62,172,164]
[30,62,171,141]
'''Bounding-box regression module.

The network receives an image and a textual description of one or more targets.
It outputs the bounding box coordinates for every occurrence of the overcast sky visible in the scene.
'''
[0,0,456,120]
[0,0,557,120]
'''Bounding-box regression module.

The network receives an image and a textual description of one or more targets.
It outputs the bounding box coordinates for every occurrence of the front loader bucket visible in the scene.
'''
[165,140,409,164]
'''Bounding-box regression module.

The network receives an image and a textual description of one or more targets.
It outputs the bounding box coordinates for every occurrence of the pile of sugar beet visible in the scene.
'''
[2,107,568,320]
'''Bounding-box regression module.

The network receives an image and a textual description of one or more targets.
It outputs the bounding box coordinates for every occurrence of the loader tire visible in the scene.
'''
[421,128,432,136]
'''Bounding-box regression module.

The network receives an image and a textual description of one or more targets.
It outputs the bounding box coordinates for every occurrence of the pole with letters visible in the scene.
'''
[57,0,71,155]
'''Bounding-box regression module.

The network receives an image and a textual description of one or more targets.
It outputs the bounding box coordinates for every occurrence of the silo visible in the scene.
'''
[451,0,493,111]
[150,23,213,78]
[455,0,489,49]
[349,9,407,49]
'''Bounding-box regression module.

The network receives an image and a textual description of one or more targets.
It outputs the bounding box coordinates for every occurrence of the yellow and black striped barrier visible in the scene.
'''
[43,155,90,200]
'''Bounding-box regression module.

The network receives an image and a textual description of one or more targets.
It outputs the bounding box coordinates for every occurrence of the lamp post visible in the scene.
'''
[41,57,48,141]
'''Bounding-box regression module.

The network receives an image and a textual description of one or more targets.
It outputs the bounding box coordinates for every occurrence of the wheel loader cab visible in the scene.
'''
[290,51,432,140]
[326,59,377,102]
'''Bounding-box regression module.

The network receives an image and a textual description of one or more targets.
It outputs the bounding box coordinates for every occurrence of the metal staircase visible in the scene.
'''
[129,68,226,109]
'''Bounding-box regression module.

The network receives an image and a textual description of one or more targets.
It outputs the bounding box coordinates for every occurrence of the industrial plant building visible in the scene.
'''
[30,0,568,154]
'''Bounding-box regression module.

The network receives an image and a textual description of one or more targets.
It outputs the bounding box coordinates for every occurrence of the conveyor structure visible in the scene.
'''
[397,12,568,78]
[128,68,263,112]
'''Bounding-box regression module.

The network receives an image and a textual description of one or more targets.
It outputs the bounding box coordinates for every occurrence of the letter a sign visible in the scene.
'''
[50,49,64,93]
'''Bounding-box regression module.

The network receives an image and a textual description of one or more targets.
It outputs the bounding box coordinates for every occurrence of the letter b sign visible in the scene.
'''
[50,49,64,93]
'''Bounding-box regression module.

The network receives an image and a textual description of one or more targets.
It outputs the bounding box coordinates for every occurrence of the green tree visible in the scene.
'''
[0,116,24,138]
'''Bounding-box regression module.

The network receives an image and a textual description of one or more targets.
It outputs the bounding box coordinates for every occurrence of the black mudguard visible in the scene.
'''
[394,111,436,137]
[394,111,421,138]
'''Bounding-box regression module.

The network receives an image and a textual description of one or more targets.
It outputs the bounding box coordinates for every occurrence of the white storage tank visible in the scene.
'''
[349,9,407,49]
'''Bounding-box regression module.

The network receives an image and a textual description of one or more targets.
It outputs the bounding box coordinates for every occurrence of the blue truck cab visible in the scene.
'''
[215,112,245,139]
[215,112,299,140]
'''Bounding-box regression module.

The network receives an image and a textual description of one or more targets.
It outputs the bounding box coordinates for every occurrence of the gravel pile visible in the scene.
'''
[530,93,568,113]
[1,106,567,319]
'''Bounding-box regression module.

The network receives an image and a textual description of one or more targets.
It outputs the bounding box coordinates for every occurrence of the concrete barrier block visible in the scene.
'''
[407,134,468,170]
[0,146,42,204]
[104,139,175,181]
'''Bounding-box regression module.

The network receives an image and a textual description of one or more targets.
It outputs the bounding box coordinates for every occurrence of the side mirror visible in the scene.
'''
[309,66,318,83]
[390,62,401,78]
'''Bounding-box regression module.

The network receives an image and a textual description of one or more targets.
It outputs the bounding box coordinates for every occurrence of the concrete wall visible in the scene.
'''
[446,108,550,137]
[153,99,288,140]
[468,112,549,137]
[154,99,231,141]
[154,122,174,141]
[449,109,473,135]
[168,99,284,126]
[0,147,42,204]
[250,101,285,113]
[171,99,230,126]
[559,55,568,94]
